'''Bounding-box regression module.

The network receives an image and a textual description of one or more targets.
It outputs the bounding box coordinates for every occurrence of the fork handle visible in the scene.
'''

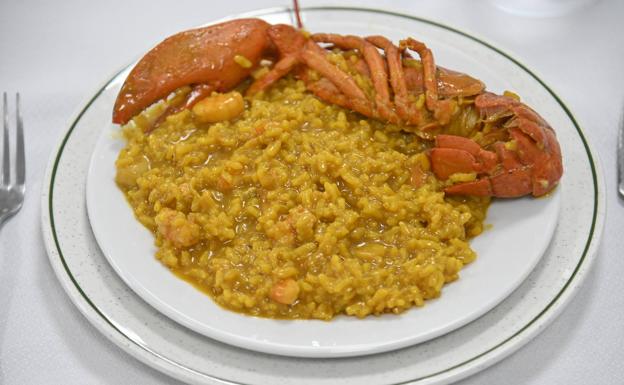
[619,114,624,199]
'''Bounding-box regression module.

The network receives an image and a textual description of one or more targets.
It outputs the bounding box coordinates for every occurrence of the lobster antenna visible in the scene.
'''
[293,0,304,29]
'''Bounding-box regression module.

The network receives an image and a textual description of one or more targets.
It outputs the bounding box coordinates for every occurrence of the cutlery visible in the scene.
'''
[619,107,624,199]
[0,93,25,228]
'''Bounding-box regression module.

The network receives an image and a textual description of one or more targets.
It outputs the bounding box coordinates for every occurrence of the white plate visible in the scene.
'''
[42,7,604,384]
[85,7,561,359]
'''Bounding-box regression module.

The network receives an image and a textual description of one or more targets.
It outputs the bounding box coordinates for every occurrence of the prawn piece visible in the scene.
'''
[155,208,200,248]
[192,91,245,123]
[270,279,300,305]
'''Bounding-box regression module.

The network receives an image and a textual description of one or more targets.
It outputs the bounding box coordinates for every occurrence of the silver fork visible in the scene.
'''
[618,104,624,199]
[0,92,25,228]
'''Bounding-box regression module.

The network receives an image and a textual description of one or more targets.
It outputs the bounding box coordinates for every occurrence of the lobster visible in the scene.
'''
[112,18,562,198]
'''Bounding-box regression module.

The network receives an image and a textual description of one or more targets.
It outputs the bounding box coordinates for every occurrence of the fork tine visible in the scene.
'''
[2,92,10,185]
[15,93,25,187]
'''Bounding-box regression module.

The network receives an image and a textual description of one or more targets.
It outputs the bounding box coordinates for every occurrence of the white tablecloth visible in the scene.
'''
[1,0,622,383]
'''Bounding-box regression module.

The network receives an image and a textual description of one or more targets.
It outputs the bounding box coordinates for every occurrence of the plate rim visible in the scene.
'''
[40,6,605,385]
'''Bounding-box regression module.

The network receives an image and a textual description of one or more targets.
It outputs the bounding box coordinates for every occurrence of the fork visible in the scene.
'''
[618,104,624,199]
[0,92,25,228]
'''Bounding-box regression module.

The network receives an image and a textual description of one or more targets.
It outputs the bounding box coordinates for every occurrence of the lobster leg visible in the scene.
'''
[247,24,308,96]
[300,41,369,103]
[297,41,377,117]
[399,38,438,111]
[246,28,482,131]
[312,33,399,123]
[400,38,458,125]
[295,68,374,119]
[366,35,421,125]
[304,77,372,118]
[249,27,379,119]
[246,55,299,96]
[311,35,388,95]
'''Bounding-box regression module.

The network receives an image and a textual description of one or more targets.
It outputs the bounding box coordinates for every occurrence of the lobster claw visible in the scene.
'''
[113,18,272,125]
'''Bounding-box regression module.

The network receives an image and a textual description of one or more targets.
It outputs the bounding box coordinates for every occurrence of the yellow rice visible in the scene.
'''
[115,77,489,320]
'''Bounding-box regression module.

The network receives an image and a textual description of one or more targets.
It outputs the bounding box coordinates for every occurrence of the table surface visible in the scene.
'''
[1,0,623,384]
